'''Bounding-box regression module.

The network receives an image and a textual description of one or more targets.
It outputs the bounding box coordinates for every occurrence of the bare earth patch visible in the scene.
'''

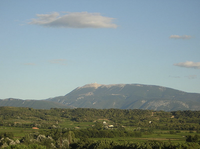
[133,138,179,141]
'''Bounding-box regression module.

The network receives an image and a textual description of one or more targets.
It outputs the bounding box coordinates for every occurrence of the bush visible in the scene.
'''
[4,144,46,149]
[169,130,176,134]
[0,132,14,139]
[186,134,199,142]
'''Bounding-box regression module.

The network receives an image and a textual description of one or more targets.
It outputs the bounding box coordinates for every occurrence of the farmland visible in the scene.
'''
[0,107,200,148]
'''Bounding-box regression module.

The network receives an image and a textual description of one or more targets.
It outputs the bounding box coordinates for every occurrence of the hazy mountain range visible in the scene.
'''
[47,83,200,111]
[1,83,200,111]
[0,98,71,109]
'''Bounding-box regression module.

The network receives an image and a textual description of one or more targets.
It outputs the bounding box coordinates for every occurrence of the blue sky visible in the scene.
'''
[1,0,200,99]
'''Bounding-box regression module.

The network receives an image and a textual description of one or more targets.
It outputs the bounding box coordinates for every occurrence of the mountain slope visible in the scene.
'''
[0,98,72,109]
[47,83,200,111]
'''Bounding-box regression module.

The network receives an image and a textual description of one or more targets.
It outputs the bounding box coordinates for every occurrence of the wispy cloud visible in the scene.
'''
[23,63,36,66]
[185,75,197,79]
[169,75,181,79]
[49,59,67,65]
[174,61,200,69]
[169,35,191,39]
[29,12,117,28]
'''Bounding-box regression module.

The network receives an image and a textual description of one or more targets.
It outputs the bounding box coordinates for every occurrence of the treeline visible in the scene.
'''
[3,140,200,149]
[74,128,142,139]
[0,107,200,130]
[1,129,200,149]
[2,130,200,149]
[70,140,200,149]
[3,141,200,149]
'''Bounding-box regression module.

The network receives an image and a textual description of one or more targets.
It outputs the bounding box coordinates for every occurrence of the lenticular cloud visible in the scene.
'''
[169,35,191,39]
[174,61,200,69]
[29,12,117,28]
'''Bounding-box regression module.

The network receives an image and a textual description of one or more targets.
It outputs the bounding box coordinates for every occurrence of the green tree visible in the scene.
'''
[94,122,103,130]
[186,134,199,142]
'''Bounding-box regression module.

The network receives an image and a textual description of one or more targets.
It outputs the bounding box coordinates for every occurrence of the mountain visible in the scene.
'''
[0,98,72,109]
[47,83,200,111]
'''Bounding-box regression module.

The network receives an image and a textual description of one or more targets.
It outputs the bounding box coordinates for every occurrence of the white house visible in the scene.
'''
[108,125,114,128]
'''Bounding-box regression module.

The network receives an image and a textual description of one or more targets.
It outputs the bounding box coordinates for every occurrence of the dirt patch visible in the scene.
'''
[98,119,109,121]
[133,138,179,141]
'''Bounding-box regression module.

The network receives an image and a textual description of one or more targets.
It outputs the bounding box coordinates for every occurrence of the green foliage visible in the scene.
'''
[186,134,199,142]
[1,107,200,131]
[4,144,46,149]
[1,107,200,149]
[169,130,176,134]
[71,140,200,149]
[73,128,142,139]
[0,132,14,139]
[94,122,103,130]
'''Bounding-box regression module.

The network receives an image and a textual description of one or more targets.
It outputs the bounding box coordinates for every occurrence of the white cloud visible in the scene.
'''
[169,35,191,39]
[49,59,67,65]
[174,61,200,69]
[29,12,117,28]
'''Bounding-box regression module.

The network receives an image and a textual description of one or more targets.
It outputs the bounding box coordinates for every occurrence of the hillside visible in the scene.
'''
[0,98,72,109]
[47,83,200,111]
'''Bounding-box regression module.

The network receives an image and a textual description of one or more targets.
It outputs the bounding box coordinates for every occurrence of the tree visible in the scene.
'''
[94,122,103,130]
[186,135,199,142]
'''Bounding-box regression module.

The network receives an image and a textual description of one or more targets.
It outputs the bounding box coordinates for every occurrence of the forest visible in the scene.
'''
[0,107,200,148]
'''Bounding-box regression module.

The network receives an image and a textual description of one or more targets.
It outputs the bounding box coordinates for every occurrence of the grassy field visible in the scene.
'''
[89,131,193,144]
[0,125,194,143]
[0,127,38,139]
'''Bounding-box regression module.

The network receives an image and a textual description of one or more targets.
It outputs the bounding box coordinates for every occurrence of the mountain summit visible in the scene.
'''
[47,83,200,111]
[78,83,102,89]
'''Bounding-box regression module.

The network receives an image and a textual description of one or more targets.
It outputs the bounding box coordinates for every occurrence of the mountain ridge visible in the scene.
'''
[1,83,200,111]
[47,83,200,111]
[0,98,72,109]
